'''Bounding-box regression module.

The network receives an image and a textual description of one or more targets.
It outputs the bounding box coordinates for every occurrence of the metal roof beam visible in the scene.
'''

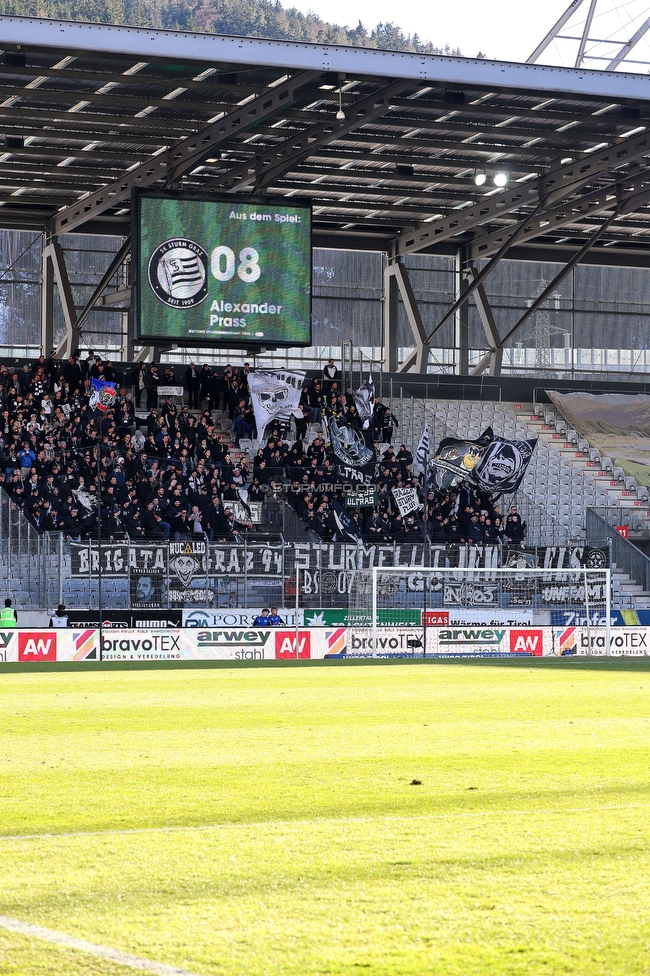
[3,16,650,102]
[497,209,625,350]
[0,106,198,134]
[390,127,650,259]
[50,69,319,235]
[212,79,415,192]
[469,167,650,259]
[0,82,231,117]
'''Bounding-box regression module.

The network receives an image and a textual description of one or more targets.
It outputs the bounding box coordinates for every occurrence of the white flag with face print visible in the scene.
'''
[248,371,302,443]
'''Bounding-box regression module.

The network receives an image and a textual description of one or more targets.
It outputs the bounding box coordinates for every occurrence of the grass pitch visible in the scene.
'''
[1,659,650,976]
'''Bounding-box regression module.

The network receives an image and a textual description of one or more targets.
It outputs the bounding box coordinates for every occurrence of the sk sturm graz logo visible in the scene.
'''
[148,239,208,308]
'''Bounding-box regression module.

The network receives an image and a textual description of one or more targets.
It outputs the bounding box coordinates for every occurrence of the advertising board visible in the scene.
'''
[135,191,311,347]
[0,629,99,662]
[554,626,650,656]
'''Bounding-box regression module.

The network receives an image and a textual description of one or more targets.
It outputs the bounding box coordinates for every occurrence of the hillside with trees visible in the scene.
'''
[0,0,464,56]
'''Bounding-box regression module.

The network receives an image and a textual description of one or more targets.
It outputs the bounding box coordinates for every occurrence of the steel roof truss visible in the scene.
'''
[213,79,415,193]
[392,127,650,259]
[51,69,319,235]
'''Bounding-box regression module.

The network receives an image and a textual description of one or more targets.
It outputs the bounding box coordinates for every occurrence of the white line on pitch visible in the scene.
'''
[0,914,204,976]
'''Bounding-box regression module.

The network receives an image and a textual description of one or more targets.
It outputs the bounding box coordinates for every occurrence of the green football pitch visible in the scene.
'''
[1,659,650,976]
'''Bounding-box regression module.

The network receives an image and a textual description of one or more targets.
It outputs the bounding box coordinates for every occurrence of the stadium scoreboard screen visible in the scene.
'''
[134,191,311,347]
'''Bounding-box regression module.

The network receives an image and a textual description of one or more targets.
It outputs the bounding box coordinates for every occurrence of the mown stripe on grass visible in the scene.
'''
[2,803,650,843]
[0,915,204,976]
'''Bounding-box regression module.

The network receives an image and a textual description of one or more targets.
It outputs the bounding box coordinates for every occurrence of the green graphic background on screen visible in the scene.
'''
[138,197,311,344]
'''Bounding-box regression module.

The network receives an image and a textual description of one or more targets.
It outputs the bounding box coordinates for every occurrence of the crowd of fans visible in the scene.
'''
[0,351,527,548]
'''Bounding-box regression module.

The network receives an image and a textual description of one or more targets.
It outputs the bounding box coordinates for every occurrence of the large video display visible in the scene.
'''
[134,192,311,347]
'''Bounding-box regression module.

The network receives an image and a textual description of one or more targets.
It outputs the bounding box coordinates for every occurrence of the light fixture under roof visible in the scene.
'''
[474,169,487,186]
[336,87,345,122]
[494,170,509,187]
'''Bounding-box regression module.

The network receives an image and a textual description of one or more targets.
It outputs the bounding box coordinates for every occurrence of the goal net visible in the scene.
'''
[342,566,612,658]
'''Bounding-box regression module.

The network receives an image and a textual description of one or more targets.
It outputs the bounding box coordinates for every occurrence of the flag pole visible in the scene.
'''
[422,430,429,657]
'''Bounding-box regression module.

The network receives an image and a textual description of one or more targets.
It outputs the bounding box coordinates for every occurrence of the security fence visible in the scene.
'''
[0,493,610,613]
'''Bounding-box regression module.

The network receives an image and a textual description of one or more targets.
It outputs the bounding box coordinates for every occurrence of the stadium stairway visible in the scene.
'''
[519,405,650,540]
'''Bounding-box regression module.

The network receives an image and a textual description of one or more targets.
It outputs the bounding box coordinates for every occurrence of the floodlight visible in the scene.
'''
[474,169,487,186]
[494,170,508,187]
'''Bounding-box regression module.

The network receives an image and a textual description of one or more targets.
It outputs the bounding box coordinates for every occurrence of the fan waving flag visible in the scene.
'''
[354,376,375,428]
[431,426,537,494]
[412,425,430,477]
[332,498,362,542]
[248,371,302,443]
[431,427,494,490]
[473,435,537,494]
[89,377,117,413]
[322,412,377,483]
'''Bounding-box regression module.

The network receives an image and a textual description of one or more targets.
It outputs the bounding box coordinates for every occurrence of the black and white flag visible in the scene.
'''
[332,498,362,543]
[412,425,430,477]
[354,376,375,428]
[473,435,537,494]
[248,371,302,443]
[431,427,537,495]
[322,412,377,483]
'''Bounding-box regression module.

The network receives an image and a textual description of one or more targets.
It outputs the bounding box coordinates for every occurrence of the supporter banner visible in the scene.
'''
[71,543,167,577]
[322,412,377,484]
[412,425,430,477]
[547,390,650,488]
[290,543,609,573]
[344,485,377,508]
[1,629,99,662]
[89,377,116,413]
[392,487,420,517]
[70,542,608,579]
[168,539,208,607]
[354,377,375,426]
[331,498,362,542]
[249,371,302,442]
[131,568,165,609]
[71,542,284,578]
[431,426,536,495]
[157,385,184,397]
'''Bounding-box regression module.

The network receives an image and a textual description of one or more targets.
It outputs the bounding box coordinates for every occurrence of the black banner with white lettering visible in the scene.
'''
[71,542,608,579]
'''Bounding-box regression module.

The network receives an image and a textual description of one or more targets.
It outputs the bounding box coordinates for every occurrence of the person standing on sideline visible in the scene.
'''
[50,604,68,628]
[1,598,17,627]
[268,607,284,626]
[253,608,270,627]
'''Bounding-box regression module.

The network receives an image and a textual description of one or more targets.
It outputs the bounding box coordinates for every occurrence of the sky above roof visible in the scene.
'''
[282,0,624,65]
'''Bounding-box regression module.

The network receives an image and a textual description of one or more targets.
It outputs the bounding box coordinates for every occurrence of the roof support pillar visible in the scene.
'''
[455,249,469,375]
[466,264,503,377]
[384,261,430,373]
[43,237,77,360]
[40,238,54,357]
[384,262,400,373]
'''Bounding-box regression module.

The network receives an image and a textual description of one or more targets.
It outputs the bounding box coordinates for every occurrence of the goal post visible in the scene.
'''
[368,566,611,658]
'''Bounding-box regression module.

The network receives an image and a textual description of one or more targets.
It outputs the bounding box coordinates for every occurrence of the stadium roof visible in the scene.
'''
[2,15,650,266]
